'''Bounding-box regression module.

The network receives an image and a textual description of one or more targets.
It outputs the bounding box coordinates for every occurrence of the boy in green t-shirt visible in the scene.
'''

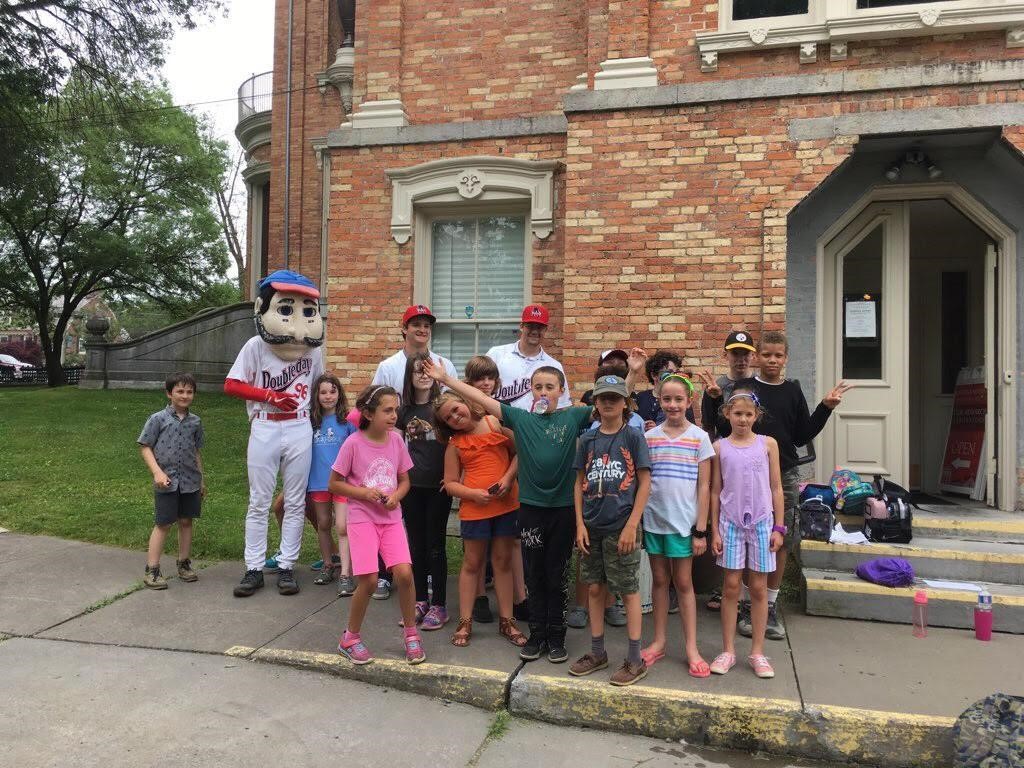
[424,359,591,663]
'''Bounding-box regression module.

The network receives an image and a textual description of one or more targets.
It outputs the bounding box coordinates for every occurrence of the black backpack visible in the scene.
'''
[798,496,834,542]
[862,475,914,544]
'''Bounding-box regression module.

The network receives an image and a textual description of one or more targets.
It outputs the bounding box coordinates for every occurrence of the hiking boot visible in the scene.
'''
[176,558,198,583]
[604,602,627,627]
[766,602,787,640]
[233,569,264,597]
[566,605,588,629]
[568,652,609,677]
[519,626,547,661]
[277,568,300,595]
[737,600,753,637]
[472,595,494,623]
[263,552,281,574]
[143,565,168,590]
[337,574,357,597]
[610,659,649,686]
[372,578,391,600]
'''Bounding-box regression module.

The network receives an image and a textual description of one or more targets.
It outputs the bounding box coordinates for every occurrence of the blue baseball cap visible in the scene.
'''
[258,269,320,299]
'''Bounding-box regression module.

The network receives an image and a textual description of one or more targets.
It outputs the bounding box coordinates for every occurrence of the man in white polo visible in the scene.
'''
[485,304,571,411]
[372,304,458,392]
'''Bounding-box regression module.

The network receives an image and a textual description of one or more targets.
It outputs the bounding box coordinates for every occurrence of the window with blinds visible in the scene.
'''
[428,214,526,370]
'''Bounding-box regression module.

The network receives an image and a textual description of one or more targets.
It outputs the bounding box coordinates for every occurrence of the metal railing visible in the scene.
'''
[237,71,274,123]
[0,365,84,386]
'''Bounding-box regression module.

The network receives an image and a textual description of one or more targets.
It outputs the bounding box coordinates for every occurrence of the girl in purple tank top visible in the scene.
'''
[709,390,784,680]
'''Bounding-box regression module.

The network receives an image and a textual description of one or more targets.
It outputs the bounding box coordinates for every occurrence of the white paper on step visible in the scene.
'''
[829,522,870,545]
[923,579,982,592]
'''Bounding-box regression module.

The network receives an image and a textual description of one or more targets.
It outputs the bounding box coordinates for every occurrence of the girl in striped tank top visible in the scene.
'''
[641,374,715,678]
[709,389,785,679]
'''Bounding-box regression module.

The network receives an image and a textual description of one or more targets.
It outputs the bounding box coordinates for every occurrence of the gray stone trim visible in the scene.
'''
[790,102,1024,140]
[564,59,1024,114]
[326,114,569,147]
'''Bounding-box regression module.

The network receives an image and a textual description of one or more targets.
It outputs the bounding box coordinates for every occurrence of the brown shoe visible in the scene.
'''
[176,558,198,582]
[568,652,609,677]
[143,565,168,590]
[609,659,648,686]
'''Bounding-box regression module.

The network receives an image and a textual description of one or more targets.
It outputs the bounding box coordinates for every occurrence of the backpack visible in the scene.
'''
[798,496,834,542]
[862,475,914,544]
[799,482,836,509]
[830,469,874,514]
[953,694,1024,768]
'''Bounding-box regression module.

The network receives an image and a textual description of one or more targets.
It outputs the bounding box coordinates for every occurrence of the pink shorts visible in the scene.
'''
[308,491,347,504]
[348,520,411,576]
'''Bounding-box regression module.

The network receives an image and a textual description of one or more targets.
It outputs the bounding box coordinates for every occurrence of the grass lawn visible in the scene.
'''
[0,387,464,571]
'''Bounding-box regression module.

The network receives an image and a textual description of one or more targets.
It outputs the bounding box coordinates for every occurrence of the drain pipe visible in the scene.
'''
[283,0,294,269]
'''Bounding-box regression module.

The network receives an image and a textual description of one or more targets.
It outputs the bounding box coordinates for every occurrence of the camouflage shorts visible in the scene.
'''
[782,467,801,550]
[579,526,642,595]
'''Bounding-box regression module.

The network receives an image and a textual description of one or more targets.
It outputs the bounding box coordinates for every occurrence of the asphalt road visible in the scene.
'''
[0,635,858,768]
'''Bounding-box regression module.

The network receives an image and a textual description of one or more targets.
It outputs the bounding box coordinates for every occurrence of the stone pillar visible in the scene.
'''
[79,315,110,390]
[346,0,408,127]
[594,0,658,90]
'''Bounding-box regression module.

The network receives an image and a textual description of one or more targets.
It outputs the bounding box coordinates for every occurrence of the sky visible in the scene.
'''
[162,0,276,275]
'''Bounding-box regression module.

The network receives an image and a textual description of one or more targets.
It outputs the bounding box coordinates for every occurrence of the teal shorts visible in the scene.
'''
[644,531,693,558]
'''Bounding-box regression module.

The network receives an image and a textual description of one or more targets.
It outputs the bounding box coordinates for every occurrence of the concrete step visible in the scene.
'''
[835,506,1024,543]
[803,568,1024,634]
[800,536,1024,584]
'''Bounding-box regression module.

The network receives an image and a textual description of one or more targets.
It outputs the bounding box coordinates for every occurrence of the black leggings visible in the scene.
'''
[402,486,452,605]
[519,503,575,642]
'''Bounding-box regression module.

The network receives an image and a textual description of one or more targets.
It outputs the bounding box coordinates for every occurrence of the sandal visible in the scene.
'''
[710,652,736,675]
[706,590,722,611]
[640,648,665,667]
[688,658,711,678]
[498,617,527,647]
[451,618,473,647]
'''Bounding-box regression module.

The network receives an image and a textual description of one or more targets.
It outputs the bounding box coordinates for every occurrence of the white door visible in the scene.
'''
[983,242,997,506]
[821,202,908,479]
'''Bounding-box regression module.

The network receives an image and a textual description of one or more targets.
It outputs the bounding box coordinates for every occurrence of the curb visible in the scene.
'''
[225,646,508,711]
[508,673,955,768]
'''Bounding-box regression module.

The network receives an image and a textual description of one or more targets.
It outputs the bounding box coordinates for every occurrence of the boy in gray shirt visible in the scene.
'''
[138,372,205,589]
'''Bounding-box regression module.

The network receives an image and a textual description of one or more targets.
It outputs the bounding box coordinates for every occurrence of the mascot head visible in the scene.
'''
[254,269,325,362]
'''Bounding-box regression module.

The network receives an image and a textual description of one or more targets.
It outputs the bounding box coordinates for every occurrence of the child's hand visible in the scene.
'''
[627,347,648,373]
[643,420,656,432]
[823,380,853,409]
[360,487,382,503]
[420,357,444,383]
[617,524,638,555]
[576,526,590,555]
[493,477,513,497]
[153,471,171,489]
[696,369,721,398]
[769,531,783,552]
[382,493,400,510]
[711,533,723,556]
[692,536,707,557]
[468,489,492,505]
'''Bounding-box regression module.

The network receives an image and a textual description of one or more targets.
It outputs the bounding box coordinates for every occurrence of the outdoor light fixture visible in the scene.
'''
[884,147,942,182]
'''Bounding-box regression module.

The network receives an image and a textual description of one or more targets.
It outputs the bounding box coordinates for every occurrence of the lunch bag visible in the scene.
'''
[830,469,874,514]
[798,496,834,542]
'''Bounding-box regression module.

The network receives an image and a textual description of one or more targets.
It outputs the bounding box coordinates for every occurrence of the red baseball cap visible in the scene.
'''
[521,304,549,326]
[402,305,436,325]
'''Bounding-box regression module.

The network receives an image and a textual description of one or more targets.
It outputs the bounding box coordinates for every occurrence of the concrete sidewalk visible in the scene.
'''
[3,531,1022,767]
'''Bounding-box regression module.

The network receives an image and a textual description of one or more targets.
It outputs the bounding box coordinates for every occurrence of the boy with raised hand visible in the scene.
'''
[138,372,206,589]
[696,330,757,440]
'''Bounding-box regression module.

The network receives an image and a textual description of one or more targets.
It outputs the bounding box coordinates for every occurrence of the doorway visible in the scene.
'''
[818,190,1011,509]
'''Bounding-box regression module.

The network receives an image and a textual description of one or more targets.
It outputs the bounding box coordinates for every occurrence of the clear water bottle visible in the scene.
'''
[912,590,928,638]
[532,395,551,415]
[974,588,993,641]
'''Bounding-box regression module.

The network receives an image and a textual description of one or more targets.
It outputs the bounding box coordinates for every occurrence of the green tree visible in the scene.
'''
[0,79,230,385]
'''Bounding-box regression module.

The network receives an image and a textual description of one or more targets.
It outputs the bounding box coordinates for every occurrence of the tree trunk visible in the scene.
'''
[39,332,67,387]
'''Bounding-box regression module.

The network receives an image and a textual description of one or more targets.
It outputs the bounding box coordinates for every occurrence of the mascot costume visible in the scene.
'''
[225,270,325,597]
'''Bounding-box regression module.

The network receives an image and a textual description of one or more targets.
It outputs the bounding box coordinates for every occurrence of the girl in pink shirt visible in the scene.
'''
[330,385,423,665]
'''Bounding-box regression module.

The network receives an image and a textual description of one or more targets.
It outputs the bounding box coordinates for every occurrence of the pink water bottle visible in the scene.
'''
[912,590,928,638]
[974,589,993,641]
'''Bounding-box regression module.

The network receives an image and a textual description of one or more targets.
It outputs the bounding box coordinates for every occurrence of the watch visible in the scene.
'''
[690,526,707,539]
[772,524,788,535]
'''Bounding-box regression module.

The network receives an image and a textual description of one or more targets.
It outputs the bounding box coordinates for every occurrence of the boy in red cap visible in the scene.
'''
[485,304,572,411]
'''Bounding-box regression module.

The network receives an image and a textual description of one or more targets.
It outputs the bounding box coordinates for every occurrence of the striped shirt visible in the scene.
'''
[643,423,714,536]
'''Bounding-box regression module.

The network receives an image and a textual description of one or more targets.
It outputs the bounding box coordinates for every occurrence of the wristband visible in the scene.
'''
[772,524,787,535]
[690,526,707,539]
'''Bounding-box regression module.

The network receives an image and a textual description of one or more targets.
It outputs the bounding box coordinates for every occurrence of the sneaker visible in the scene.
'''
[277,568,300,596]
[400,601,428,627]
[766,603,787,640]
[421,605,449,631]
[338,632,373,665]
[372,578,391,600]
[737,600,753,637]
[610,659,649,686]
[233,568,264,597]
[519,631,547,661]
[749,653,775,679]
[568,652,609,677]
[404,634,427,665]
[337,574,357,597]
[310,559,324,572]
[566,605,588,629]
[513,600,530,622]
[176,558,198,583]
[547,644,569,663]
[668,587,679,614]
[143,565,168,590]
[472,595,494,623]
[604,603,627,627]
[264,552,281,574]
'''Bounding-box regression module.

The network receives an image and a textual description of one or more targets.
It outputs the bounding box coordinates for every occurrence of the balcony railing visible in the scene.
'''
[238,71,273,123]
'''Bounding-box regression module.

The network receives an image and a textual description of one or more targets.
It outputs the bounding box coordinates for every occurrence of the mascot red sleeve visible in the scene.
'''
[225,269,325,597]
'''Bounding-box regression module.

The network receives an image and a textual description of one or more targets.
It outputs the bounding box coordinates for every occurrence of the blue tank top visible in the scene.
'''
[308,414,355,492]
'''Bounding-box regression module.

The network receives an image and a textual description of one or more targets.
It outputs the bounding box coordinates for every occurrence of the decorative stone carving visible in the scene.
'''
[830,41,848,61]
[457,169,484,198]
[919,7,941,26]
[800,42,818,64]
[317,46,355,116]
[700,51,719,73]
[749,27,769,45]
[1008,27,1024,47]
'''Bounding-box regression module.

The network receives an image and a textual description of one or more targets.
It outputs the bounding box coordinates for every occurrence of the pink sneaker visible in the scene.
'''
[420,605,449,631]
[710,652,736,675]
[404,633,427,664]
[338,632,373,665]
[748,654,775,679]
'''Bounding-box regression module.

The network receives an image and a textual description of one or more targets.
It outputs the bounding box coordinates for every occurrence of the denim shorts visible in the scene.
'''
[461,509,519,540]
[154,490,201,526]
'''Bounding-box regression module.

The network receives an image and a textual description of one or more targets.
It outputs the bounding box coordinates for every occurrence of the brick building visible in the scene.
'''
[236,0,1024,511]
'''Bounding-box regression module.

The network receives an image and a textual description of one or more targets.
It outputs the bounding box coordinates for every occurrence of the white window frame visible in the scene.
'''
[697,1,1024,71]
[415,203,532,362]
